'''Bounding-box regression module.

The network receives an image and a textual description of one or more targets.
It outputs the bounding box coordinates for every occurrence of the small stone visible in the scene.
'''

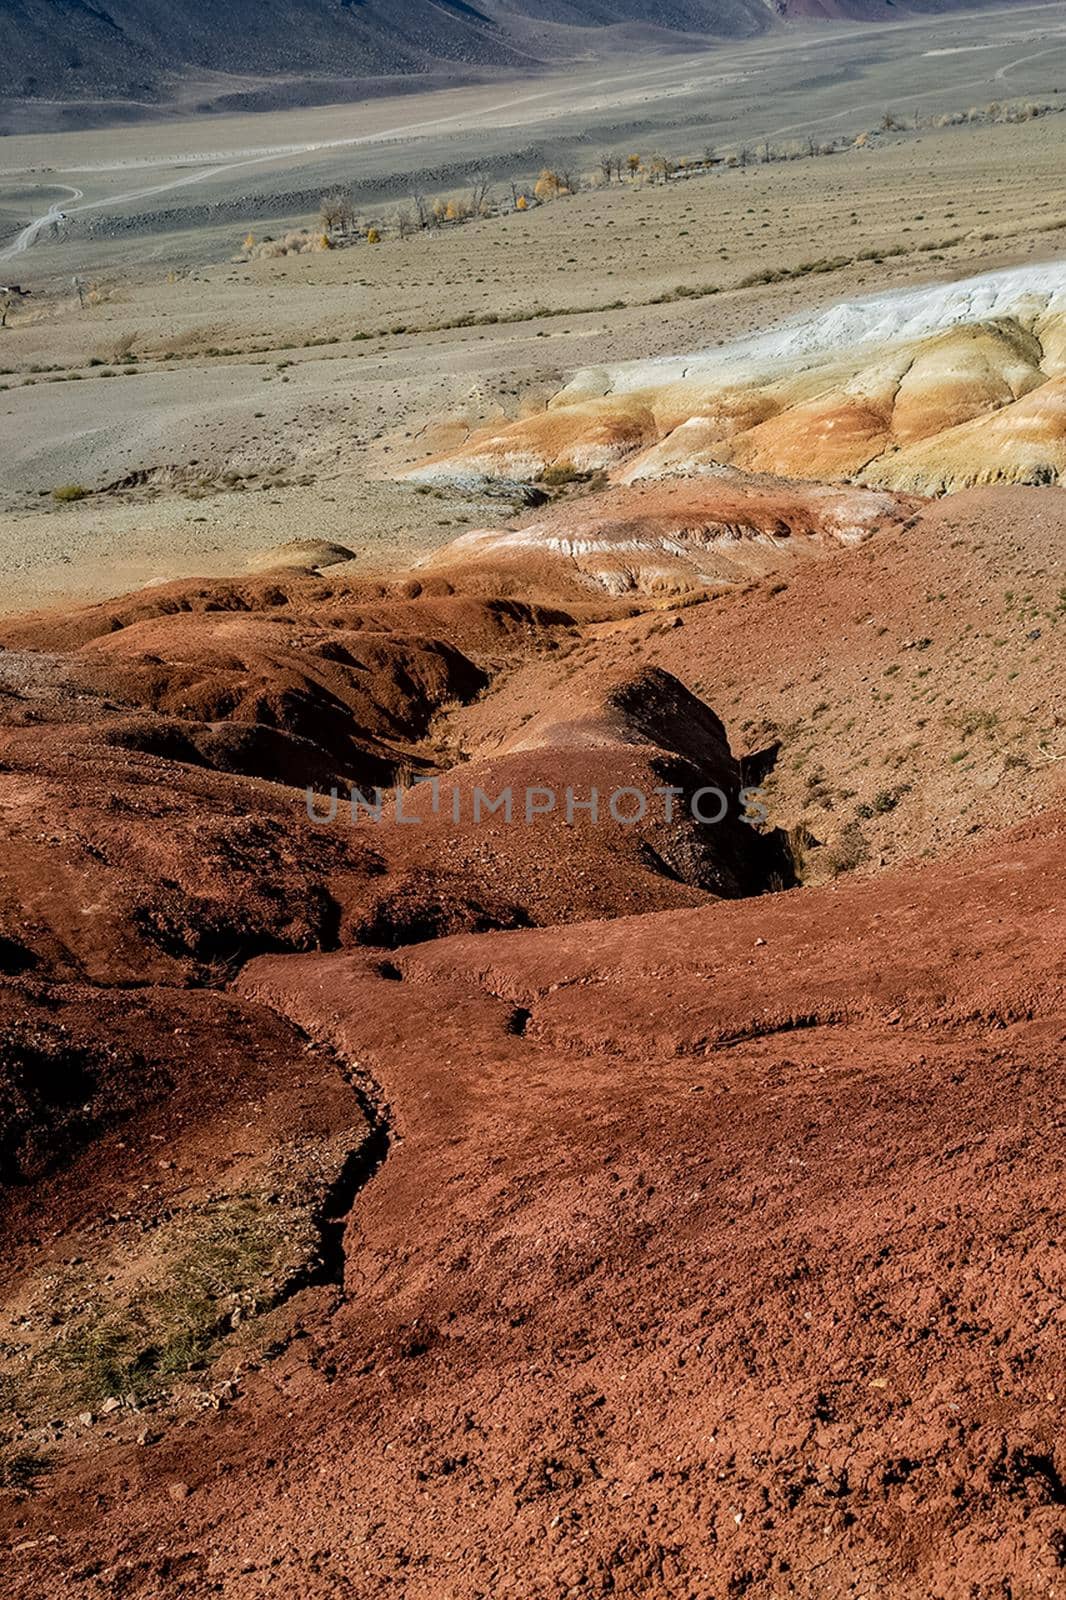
[754,937,766,947]
[78,1411,94,1427]
[168,1481,190,1502]
[100,1396,122,1414]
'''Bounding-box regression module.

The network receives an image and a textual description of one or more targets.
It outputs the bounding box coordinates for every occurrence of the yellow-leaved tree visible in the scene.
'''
[534,168,564,201]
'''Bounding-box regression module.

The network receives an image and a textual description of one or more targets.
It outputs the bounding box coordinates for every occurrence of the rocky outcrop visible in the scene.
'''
[421,474,917,596]
[410,264,1066,498]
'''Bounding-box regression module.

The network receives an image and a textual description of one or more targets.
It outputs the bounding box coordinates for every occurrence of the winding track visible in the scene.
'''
[0,185,82,261]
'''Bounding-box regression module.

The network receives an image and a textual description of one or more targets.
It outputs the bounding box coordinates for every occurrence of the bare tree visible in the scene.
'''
[319,189,354,236]
[468,173,492,216]
[412,192,431,230]
[319,192,341,233]
[599,152,617,185]
[737,143,753,168]
[394,205,414,240]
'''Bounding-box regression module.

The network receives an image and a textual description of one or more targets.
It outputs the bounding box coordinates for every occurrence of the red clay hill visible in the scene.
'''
[0,479,1063,1597]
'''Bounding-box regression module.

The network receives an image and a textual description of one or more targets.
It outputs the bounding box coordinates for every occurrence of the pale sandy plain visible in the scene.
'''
[3,1,1066,608]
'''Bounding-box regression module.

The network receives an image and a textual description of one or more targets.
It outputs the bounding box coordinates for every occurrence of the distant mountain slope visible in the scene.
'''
[0,0,1019,114]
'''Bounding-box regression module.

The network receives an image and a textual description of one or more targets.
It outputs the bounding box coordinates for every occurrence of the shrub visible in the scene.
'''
[824,822,870,876]
[110,331,138,362]
[538,461,588,488]
[947,708,999,739]
[786,822,819,881]
[52,484,88,503]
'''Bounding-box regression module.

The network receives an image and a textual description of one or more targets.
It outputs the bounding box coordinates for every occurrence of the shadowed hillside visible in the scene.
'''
[0,0,1034,118]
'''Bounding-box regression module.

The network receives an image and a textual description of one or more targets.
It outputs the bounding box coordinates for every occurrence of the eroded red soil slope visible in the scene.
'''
[0,481,1063,1597]
[1,811,1063,1597]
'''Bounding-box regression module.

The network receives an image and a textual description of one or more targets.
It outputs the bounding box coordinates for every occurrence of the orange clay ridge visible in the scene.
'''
[0,274,1065,1599]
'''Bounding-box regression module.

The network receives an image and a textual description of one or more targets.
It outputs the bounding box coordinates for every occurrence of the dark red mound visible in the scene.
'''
[353,664,794,940]
[0,580,785,979]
